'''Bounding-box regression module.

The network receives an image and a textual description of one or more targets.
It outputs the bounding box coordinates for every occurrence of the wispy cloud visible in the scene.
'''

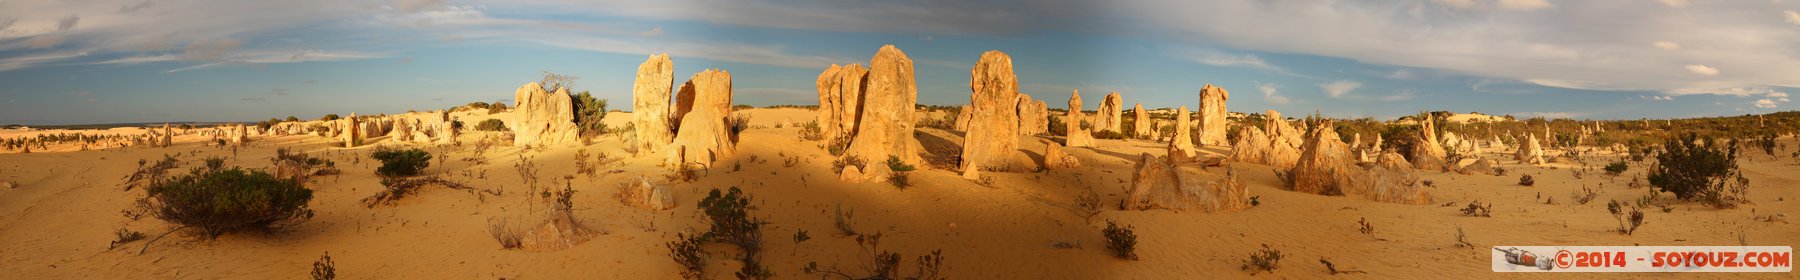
[1256,82,1290,105]
[1179,49,1279,71]
[1319,80,1361,98]
[1684,64,1719,76]
[0,49,90,71]
[1116,1,1800,95]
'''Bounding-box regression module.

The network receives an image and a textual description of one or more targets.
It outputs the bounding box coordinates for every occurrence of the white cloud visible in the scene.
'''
[1185,51,1278,71]
[1497,0,1553,11]
[1117,1,1800,96]
[1382,89,1418,101]
[1257,82,1290,105]
[394,0,445,13]
[1787,11,1800,25]
[1319,80,1361,98]
[165,50,386,73]
[1661,0,1690,8]
[1684,64,1719,76]
[1769,92,1789,98]
[1653,41,1680,50]
[1754,99,1777,108]
[0,50,89,71]
[639,26,664,37]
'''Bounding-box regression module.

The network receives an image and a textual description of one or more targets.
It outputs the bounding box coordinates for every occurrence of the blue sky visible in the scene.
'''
[2,0,1798,125]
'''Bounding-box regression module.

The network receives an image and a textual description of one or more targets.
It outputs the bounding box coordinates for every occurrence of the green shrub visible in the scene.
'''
[665,187,772,279]
[1092,130,1126,140]
[885,156,916,172]
[798,121,825,141]
[487,102,508,114]
[1647,133,1739,201]
[371,147,432,177]
[572,91,608,137]
[728,113,752,135]
[143,167,315,238]
[474,119,508,131]
[1048,115,1068,136]
[320,114,340,121]
[1379,124,1422,162]
[1604,161,1628,176]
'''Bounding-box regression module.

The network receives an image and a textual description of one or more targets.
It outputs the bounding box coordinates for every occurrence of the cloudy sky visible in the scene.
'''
[2,0,1798,125]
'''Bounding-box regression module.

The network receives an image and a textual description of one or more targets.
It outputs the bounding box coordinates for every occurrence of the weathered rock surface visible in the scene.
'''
[519,210,595,252]
[960,50,1028,174]
[1095,92,1123,133]
[1516,133,1545,165]
[1132,103,1150,139]
[843,45,924,166]
[666,69,736,165]
[634,54,676,155]
[1409,114,1448,171]
[1456,158,1498,176]
[1168,106,1200,159]
[1063,90,1094,147]
[1017,94,1047,135]
[1043,141,1080,169]
[230,124,248,146]
[511,83,579,147]
[1287,120,1357,195]
[1125,153,1251,212]
[1287,121,1432,205]
[160,123,173,147]
[816,64,866,141]
[619,176,674,210]
[1197,84,1230,146]
[1227,110,1302,169]
[343,113,361,147]
[954,105,973,131]
[392,118,414,142]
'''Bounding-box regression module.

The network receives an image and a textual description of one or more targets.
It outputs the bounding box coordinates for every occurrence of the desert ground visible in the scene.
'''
[0,104,1794,279]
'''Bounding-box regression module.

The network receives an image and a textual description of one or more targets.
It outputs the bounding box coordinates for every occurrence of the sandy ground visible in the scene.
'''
[0,108,1795,279]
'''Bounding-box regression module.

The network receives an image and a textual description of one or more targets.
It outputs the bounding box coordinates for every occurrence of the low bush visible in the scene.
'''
[142,167,315,239]
[1606,200,1645,235]
[571,91,608,137]
[1092,130,1126,140]
[798,121,825,141]
[487,218,522,249]
[1604,161,1628,176]
[1240,244,1284,275]
[1103,220,1139,261]
[1461,200,1492,217]
[666,187,773,279]
[1647,133,1747,208]
[473,119,508,131]
[831,156,867,174]
[802,232,945,280]
[1518,174,1534,186]
[885,156,916,172]
[311,252,336,280]
[371,147,431,177]
[727,113,752,136]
